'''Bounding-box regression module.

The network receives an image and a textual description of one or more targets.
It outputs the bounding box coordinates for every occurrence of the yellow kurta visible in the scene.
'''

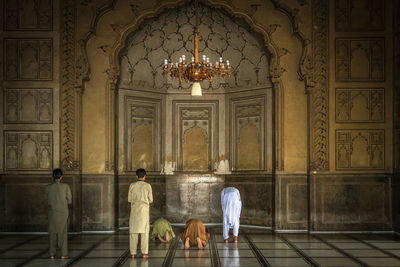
[128,180,153,233]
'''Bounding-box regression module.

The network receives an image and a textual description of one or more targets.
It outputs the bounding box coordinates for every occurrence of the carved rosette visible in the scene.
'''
[310,0,329,170]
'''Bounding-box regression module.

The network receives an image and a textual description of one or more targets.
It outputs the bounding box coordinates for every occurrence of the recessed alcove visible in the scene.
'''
[117,2,273,226]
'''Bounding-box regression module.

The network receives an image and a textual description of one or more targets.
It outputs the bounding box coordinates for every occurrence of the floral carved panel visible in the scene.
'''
[4,39,52,81]
[335,88,384,123]
[4,131,53,171]
[336,38,384,82]
[336,130,384,170]
[4,0,53,31]
[4,88,53,124]
[335,0,384,32]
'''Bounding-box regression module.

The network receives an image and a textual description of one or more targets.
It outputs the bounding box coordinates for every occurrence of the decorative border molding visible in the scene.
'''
[60,0,81,171]
[310,0,329,171]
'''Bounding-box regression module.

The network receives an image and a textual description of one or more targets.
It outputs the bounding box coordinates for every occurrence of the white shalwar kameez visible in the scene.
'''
[221,187,242,240]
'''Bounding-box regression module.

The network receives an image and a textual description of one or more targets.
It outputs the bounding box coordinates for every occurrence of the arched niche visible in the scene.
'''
[117,2,273,174]
[78,0,308,175]
[78,0,308,225]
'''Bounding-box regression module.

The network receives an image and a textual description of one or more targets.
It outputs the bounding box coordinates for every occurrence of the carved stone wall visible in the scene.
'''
[174,101,219,171]
[335,88,384,122]
[0,3,61,172]
[4,0,53,31]
[0,0,64,232]
[229,94,269,171]
[336,130,385,170]
[4,131,53,171]
[335,38,385,82]
[335,0,385,32]
[393,0,400,231]
[124,96,163,172]
[309,0,394,231]
[0,0,397,232]
[311,174,392,231]
[4,39,53,81]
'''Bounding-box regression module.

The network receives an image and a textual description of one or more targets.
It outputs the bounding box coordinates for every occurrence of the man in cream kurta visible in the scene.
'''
[128,168,153,258]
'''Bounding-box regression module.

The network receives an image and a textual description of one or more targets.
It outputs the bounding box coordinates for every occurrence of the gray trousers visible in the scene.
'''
[48,211,68,256]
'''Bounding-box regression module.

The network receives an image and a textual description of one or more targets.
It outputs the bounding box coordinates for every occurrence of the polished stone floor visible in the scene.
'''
[1,227,400,266]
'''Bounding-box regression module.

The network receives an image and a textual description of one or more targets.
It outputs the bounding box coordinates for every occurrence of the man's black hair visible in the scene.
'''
[53,168,63,179]
[136,168,146,178]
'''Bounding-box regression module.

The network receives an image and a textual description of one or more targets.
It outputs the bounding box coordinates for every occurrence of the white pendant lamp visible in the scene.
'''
[191,82,202,96]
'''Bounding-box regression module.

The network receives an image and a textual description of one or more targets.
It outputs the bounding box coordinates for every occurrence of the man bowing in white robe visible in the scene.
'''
[221,187,242,243]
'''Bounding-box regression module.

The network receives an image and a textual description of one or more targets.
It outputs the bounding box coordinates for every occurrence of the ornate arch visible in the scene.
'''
[70,0,313,171]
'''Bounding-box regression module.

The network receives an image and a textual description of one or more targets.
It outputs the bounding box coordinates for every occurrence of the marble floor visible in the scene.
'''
[1,227,400,267]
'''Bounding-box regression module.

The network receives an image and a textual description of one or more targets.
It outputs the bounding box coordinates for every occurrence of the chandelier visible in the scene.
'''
[162,2,232,96]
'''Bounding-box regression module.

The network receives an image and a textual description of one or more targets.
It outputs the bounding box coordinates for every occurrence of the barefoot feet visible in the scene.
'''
[50,256,55,260]
[185,237,190,249]
[61,256,69,259]
[233,236,238,243]
[224,238,229,243]
[197,237,204,249]
[142,254,149,259]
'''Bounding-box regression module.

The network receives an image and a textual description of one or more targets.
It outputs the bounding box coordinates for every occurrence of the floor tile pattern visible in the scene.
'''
[1,228,400,266]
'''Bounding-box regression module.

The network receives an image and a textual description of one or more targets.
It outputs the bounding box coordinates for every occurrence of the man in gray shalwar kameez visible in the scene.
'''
[46,168,72,259]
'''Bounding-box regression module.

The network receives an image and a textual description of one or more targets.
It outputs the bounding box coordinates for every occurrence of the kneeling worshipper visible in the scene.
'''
[221,187,242,243]
[180,219,210,249]
[150,218,175,243]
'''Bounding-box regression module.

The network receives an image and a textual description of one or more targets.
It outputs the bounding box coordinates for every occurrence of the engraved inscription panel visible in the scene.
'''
[336,88,384,122]
[336,39,384,81]
[336,130,384,170]
[4,131,53,171]
[4,39,52,81]
[5,0,53,30]
[335,0,384,32]
[4,88,53,123]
